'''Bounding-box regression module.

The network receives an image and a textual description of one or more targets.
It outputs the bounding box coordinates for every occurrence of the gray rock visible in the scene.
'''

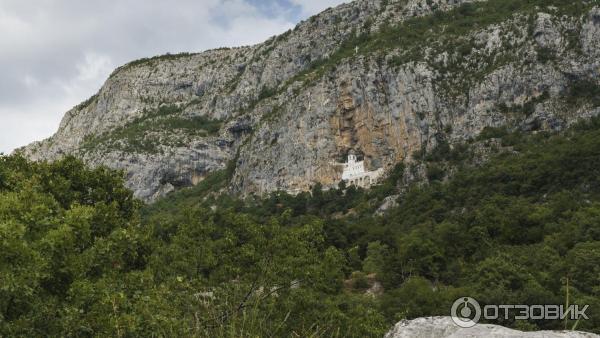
[534,13,563,50]
[376,195,399,216]
[582,7,600,58]
[17,2,600,202]
[384,317,599,338]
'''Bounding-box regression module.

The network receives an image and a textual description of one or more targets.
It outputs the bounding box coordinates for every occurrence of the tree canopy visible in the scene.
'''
[2,118,600,336]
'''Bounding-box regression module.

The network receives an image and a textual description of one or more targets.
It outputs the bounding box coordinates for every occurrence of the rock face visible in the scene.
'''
[384,317,599,338]
[18,0,600,202]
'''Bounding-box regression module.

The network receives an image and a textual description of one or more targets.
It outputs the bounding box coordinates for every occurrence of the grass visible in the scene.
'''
[82,104,223,154]
[109,53,197,77]
[567,79,600,106]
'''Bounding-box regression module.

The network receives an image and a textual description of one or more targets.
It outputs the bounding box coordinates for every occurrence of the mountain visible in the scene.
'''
[19,0,600,202]
[6,1,600,336]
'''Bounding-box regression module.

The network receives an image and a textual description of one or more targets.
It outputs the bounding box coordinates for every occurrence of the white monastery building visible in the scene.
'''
[341,154,384,188]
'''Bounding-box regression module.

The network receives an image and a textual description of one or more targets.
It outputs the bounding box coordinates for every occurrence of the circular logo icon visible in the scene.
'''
[451,297,481,328]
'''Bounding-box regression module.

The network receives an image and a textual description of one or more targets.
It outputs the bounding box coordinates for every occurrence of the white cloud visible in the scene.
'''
[0,100,74,155]
[22,75,39,88]
[0,0,304,154]
[1,52,117,154]
[0,7,32,49]
[74,53,114,83]
[291,0,349,16]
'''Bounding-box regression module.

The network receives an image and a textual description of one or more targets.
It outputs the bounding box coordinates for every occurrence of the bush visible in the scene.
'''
[82,105,223,153]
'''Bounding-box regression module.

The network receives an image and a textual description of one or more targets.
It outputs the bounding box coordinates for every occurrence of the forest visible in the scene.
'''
[2,117,600,337]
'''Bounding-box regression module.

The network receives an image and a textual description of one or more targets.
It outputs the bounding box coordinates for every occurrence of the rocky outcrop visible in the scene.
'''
[582,7,600,58]
[384,317,599,338]
[376,195,399,215]
[18,0,600,202]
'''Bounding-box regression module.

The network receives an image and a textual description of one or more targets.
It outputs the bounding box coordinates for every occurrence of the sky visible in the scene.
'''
[0,0,348,154]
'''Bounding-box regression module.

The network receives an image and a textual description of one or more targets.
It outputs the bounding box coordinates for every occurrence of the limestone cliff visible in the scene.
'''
[19,0,600,202]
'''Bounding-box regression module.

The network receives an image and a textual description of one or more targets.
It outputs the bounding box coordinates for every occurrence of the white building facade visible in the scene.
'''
[341,154,384,188]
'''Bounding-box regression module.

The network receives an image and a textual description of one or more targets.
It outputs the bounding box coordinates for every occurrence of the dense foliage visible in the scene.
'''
[0,156,385,337]
[3,119,600,336]
[147,117,600,335]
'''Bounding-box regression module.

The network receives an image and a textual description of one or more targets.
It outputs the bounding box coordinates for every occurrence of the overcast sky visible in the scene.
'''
[0,0,348,154]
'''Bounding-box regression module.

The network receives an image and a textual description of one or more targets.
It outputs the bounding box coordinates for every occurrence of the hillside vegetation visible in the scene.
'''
[82,104,223,154]
[3,115,600,336]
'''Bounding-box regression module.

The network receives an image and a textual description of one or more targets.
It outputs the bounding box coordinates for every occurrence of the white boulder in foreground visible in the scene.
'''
[384,317,599,338]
